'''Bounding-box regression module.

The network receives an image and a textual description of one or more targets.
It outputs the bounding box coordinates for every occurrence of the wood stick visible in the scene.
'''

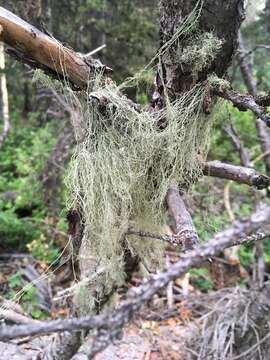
[0,7,111,90]
[166,185,199,251]
[203,161,270,189]
[0,229,268,345]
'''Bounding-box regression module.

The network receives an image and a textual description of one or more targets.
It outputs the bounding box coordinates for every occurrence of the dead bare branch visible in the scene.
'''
[213,86,270,127]
[0,7,111,90]
[126,229,178,246]
[166,185,199,251]
[203,161,270,189]
[0,225,269,345]
[224,124,251,167]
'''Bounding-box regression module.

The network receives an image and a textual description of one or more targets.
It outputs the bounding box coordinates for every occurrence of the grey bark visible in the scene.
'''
[204,160,270,189]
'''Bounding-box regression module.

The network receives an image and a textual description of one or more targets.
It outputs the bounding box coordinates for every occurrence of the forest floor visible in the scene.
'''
[0,240,248,360]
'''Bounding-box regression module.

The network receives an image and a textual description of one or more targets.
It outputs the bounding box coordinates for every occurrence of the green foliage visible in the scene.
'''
[239,243,254,267]
[8,274,49,319]
[27,234,59,263]
[263,238,270,263]
[189,268,214,291]
[0,119,57,248]
[194,212,229,241]
[210,104,257,163]
[8,271,23,289]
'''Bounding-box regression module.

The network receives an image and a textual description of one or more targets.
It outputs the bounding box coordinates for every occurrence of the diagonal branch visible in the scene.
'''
[224,124,251,167]
[0,227,269,346]
[203,161,270,189]
[213,86,270,127]
[0,7,111,90]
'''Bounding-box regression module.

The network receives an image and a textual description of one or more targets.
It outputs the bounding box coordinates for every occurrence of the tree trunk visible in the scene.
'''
[154,0,244,102]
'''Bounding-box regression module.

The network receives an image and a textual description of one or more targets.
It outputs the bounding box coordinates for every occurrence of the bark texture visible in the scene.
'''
[158,0,244,251]
[0,7,110,90]
[204,161,270,189]
[166,185,199,251]
[153,0,244,105]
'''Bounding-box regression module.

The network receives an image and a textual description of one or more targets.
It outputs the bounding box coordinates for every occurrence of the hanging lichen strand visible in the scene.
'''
[31,1,224,314]
[63,6,225,314]
[65,84,212,311]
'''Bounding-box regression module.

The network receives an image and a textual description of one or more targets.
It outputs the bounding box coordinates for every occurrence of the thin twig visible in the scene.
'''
[126,229,178,246]
[85,44,106,57]
[224,123,251,167]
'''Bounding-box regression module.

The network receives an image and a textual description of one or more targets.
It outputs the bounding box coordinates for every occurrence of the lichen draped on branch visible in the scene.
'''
[65,80,213,311]
[34,4,223,313]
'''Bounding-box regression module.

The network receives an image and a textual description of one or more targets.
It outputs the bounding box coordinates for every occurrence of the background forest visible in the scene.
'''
[1,0,270,359]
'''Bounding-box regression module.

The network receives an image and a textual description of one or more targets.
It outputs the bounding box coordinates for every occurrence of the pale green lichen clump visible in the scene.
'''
[65,79,213,313]
[177,32,223,76]
[34,1,220,315]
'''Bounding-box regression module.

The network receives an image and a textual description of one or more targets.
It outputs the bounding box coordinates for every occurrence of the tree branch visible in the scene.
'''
[224,124,251,167]
[238,31,270,180]
[166,185,199,251]
[203,161,270,189]
[0,41,10,147]
[126,229,179,246]
[213,86,270,127]
[0,227,268,346]
[0,7,111,90]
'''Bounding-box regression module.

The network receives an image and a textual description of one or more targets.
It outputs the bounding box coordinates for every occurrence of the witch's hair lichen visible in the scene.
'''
[207,73,231,90]
[64,79,213,314]
[34,0,218,315]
